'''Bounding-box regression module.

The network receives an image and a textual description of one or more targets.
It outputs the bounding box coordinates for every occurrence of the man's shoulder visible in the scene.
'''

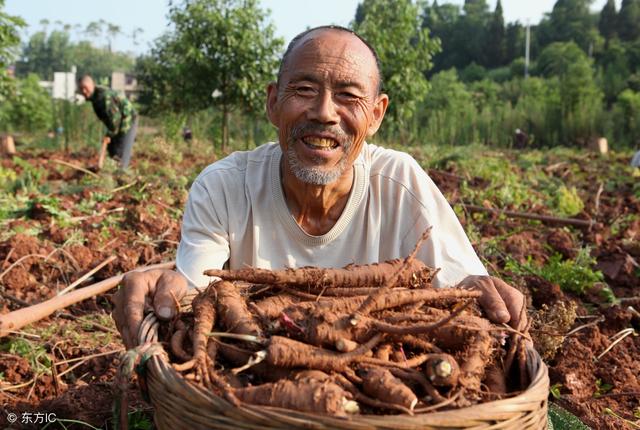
[364,143,425,179]
[195,142,278,186]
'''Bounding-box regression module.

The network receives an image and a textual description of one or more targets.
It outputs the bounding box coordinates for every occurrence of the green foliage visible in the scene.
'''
[0,74,53,132]
[0,337,51,375]
[137,0,283,151]
[541,0,600,52]
[536,42,603,144]
[0,0,25,97]
[594,378,613,397]
[618,0,640,41]
[506,248,604,295]
[599,0,618,41]
[612,89,640,146]
[548,403,591,430]
[553,185,584,217]
[550,383,563,399]
[353,0,440,136]
[15,27,135,81]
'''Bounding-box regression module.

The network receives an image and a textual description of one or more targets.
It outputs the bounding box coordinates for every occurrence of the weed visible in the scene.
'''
[593,379,613,398]
[553,185,584,217]
[0,337,51,375]
[506,247,604,295]
[127,409,153,430]
[550,383,563,399]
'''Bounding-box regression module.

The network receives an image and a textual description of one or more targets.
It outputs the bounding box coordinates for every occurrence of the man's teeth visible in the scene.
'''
[303,137,337,148]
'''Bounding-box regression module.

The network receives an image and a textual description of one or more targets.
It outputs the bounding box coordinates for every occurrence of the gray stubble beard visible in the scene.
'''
[285,140,352,186]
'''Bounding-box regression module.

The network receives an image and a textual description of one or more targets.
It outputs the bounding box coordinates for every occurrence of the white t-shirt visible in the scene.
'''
[176,142,487,289]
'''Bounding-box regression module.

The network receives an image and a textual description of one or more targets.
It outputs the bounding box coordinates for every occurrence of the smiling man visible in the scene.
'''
[112,26,525,349]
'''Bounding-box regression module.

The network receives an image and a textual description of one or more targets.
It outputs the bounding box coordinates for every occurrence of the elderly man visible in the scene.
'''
[78,75,138,169]
[112,26,525,349]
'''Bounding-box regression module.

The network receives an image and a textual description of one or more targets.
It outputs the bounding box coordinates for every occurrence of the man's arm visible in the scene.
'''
[113,176,231,348]
[401,156,525,329]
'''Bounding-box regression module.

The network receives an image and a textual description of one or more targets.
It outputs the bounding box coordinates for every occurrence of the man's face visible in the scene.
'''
[79,80,94,99]
[267,30,388,185]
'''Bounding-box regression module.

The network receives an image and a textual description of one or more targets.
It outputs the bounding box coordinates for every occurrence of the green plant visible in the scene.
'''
[550,383,563,399]
[0,337,51,375]
[553,185,584,217]
[506,247,604,295]
[594,378,613,397]
[127,409,153,430]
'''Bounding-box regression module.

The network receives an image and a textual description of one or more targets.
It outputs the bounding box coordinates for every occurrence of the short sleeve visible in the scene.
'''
[176,180,231,288]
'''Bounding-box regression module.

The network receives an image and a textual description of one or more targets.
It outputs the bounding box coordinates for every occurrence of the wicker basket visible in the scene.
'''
[137,313,549,430]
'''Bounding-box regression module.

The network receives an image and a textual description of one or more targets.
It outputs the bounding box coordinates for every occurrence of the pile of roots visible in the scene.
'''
[159,239,530,416]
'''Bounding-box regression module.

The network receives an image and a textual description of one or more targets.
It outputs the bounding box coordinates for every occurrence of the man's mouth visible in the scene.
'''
[301,136,339,150]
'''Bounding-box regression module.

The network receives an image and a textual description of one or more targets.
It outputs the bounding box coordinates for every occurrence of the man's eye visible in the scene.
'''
[338,92,359,100]
[296,86,314,94]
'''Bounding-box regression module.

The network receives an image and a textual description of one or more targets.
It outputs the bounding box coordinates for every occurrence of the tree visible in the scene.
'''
[618,0,640,41]
[421,1,461,72]
[536,41,602,143]
[598,0,617,41]
[540,0,597,52]
[15,28,135,81]
[353,0,440,137]
[505,22,524,65]
[138,0,283,150]
[0,0,25,98]
[485,0,505,67]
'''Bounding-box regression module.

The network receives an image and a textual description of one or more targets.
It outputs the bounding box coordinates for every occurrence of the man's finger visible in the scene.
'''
[472,277,511,324]
[122,272,153,345]
[491,277,526,330]
[153,271,188,321]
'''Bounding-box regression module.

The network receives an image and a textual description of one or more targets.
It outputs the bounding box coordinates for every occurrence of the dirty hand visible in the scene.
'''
[112,269,188,349]
[456,275,527,330]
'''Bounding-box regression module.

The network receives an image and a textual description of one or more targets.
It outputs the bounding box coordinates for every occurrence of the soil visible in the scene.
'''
[0,148,638,429]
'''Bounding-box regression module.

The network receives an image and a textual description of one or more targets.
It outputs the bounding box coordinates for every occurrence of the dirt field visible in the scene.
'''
[0,141,638,429]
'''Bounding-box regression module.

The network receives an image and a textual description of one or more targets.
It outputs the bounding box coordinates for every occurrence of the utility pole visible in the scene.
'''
[524,20,530,79]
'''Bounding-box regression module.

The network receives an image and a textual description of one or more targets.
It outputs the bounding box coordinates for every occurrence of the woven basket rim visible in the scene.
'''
[138,312,550,429]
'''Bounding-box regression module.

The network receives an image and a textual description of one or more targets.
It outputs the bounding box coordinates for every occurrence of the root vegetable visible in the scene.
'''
[375,344,392,361]
[251,294,298,319]
[170,320,191,362]
[265,334,383,372]
[424,353,460,387]
[204,258,433,289]
[361,367,418,411]
[233,379,358,416]
[215,281,262,336]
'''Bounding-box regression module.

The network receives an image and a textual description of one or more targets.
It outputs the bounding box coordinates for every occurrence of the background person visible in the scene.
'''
[78,75,138,169]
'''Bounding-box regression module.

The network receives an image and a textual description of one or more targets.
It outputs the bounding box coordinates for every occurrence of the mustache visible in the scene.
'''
[289,122,351,146]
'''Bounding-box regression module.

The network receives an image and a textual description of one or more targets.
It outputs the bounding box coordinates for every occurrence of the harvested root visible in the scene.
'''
[361,367,418,411]
[425,353,460,387]
[161,246,523,417]
[205,258,434,289]
[215,280,262,336]
[233,378,359,416]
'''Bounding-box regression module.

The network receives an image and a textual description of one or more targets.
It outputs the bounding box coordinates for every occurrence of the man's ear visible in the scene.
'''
[366,93,389,137]
[266,82,279,127]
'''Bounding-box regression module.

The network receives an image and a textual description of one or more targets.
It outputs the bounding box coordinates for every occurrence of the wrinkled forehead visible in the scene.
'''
[281,29,379,88]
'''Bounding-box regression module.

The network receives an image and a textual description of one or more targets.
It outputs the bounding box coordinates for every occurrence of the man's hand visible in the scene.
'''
[102,136,111,146]
[457,275,527,330]
[112,269,188,349]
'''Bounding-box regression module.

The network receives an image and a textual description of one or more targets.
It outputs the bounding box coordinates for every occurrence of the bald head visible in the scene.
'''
[78,75,95,99]
[277,26,382,94]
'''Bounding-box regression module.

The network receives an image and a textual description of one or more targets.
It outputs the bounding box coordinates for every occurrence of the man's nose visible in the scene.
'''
[308,90,340,124]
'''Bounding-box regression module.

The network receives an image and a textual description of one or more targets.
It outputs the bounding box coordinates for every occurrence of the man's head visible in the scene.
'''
[267,26,388,186]
[78,75,95,99]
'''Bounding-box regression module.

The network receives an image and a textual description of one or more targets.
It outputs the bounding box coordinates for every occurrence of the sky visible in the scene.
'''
[5,0,619,56]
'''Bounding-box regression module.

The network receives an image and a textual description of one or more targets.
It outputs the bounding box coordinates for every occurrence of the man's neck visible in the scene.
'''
[280,159,354,236]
